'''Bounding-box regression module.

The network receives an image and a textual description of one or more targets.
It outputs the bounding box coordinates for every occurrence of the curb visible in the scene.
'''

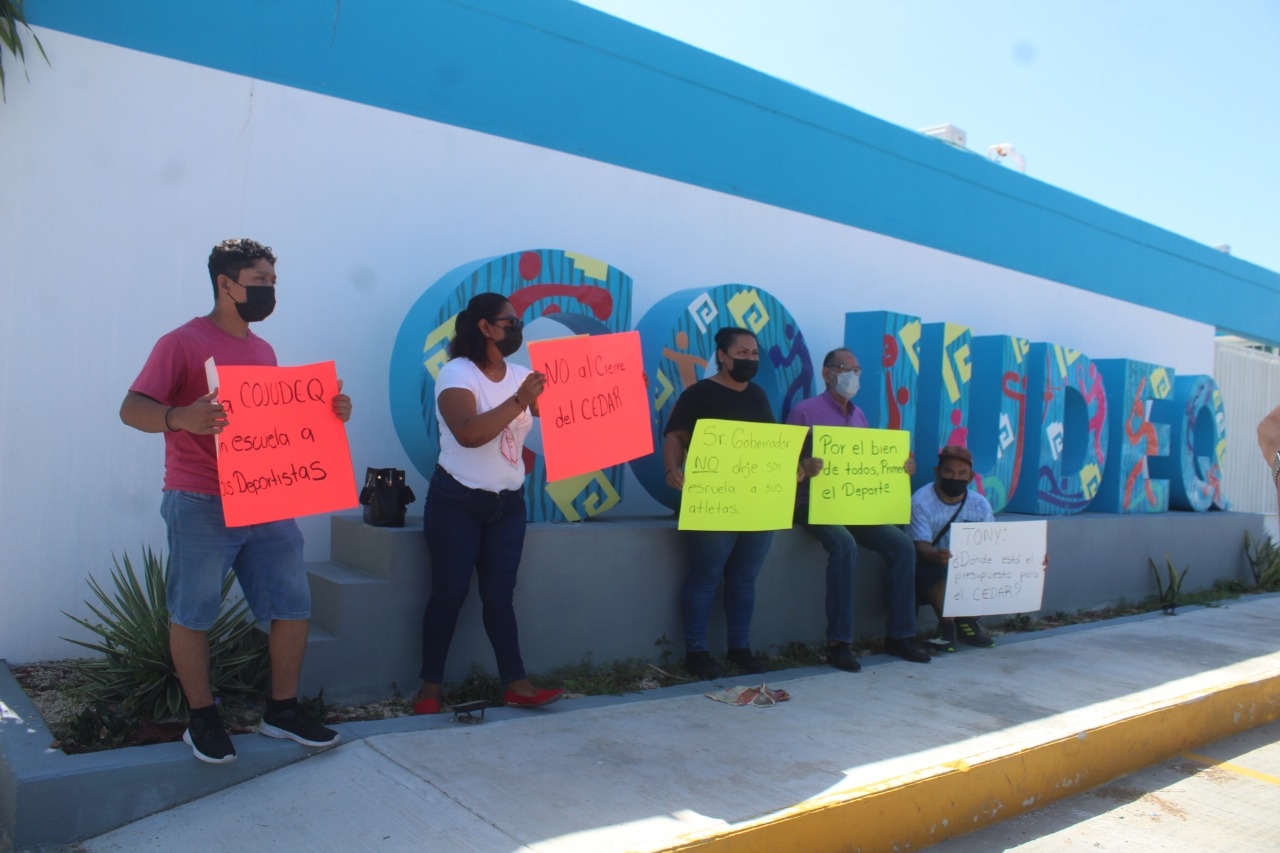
[658,657,1280,850]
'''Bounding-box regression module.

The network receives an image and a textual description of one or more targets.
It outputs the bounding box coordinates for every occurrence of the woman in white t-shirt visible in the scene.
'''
[413,292,563,714]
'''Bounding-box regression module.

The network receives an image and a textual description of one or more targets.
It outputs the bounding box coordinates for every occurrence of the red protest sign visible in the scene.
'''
[527,331,653,482]
[209,359,358,527]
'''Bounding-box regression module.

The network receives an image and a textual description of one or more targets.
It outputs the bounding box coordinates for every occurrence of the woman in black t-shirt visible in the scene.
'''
[662,326,821,680]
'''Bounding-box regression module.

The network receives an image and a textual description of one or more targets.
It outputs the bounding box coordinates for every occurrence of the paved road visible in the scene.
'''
[929,718,1280,851]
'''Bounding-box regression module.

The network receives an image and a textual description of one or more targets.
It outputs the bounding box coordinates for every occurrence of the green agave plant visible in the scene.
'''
[1244,531,1280,592]
[0,0,47,100]
[62,546,269,720]
[1149,555,1189,616]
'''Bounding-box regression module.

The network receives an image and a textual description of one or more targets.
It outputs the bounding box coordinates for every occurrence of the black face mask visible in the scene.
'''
[495,324,524,357]
[726,357,758,383]
[938,477,969,498]
[233,285,276,323]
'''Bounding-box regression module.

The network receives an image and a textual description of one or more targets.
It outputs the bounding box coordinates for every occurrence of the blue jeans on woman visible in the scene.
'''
[420,466,528,685]
[681,530,774,652]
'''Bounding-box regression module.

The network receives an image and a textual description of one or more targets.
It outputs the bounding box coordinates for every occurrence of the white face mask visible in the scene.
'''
[834,371,860,399]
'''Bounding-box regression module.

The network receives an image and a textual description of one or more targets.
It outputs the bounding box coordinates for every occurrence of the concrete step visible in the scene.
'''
[299,561,424,704]
[327,513,425,581]
[306,560,391,636]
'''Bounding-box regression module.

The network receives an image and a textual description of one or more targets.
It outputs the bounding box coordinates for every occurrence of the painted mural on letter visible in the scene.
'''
[967,334,1030,514]
[1007,344,1109,514]
[843,310,921,432]
[1093,359,1173,513]
[1151,375,1228,511]
[388,249,633,522]
[914,323,973,490]
[631,284,812,509]
[387,250,1224,519]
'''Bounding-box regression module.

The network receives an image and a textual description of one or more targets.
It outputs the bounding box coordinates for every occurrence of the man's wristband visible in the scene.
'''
[163,406,180,432]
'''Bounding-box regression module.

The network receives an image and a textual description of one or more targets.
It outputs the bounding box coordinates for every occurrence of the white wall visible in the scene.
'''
[1215,342,1280,517]
[0,30,1215,662]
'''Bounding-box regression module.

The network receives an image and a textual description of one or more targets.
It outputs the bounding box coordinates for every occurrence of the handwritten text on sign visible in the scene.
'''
[209,359,358,527]
[807,427,911,525]
[942,520,1047,617]
[527,331,653,482]
[678,419,807,532]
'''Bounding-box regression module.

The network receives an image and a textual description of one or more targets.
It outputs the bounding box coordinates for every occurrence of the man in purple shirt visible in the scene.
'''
[786,348,931,670]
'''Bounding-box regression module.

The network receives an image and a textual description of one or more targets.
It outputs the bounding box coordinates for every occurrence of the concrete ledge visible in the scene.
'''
[0,662,320,850]
[302,510,1262,704]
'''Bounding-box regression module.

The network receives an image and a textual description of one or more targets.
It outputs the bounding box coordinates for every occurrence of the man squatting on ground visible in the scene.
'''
[787,347,932,670]
[120,238,350,764]
[909,445,998,651]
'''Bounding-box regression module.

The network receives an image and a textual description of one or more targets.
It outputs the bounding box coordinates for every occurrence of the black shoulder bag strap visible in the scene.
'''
[930,488,969,548]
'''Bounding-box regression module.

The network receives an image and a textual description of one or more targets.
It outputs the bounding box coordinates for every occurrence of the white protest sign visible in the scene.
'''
[942,520,1047,617]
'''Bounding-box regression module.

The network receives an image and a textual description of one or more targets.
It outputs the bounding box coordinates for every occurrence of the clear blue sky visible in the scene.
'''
[576,0,1280,275]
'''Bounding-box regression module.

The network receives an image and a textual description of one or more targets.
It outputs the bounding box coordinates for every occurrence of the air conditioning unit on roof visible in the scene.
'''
[918,123,967,149]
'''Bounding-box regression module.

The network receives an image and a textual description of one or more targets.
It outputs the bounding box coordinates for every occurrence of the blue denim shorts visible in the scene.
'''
[161,490,310,631]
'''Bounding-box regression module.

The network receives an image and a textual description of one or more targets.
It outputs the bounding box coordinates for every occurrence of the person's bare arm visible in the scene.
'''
[120,389,227,434]
[914,539,951,567]
[663,430,691,489]
[438,371,544,448]
[1257,404,1280,464]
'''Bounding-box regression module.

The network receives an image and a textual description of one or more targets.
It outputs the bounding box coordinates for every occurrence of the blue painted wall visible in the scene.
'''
[26,0,1280,343]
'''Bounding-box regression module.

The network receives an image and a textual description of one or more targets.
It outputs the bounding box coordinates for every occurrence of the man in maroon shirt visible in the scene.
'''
[121,238,352,764]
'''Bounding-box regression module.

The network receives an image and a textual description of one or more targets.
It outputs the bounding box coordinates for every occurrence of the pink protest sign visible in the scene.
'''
[527,331,653,482]
[209,360,358,527]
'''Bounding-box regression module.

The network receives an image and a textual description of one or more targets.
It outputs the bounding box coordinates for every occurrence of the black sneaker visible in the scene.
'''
[926,620,957,653]
[726,647,766,674]
[259,705,341,748]
[827,643,861,673]
[955,618,996,648]
[684,650,724,681]
[183,715,237,764]
[884,637,932,663]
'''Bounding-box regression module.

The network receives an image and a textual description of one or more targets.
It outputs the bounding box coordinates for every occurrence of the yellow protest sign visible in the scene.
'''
[807,427,911,525]
[678,419,807,531]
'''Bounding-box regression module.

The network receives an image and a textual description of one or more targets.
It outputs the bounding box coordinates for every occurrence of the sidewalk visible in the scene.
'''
[77,596,1280,852]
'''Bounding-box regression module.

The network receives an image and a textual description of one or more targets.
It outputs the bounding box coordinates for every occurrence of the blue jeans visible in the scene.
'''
[420,467,528,685]
[681,530,774,652]
[161,490,309,631]
[798,518,917,643]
